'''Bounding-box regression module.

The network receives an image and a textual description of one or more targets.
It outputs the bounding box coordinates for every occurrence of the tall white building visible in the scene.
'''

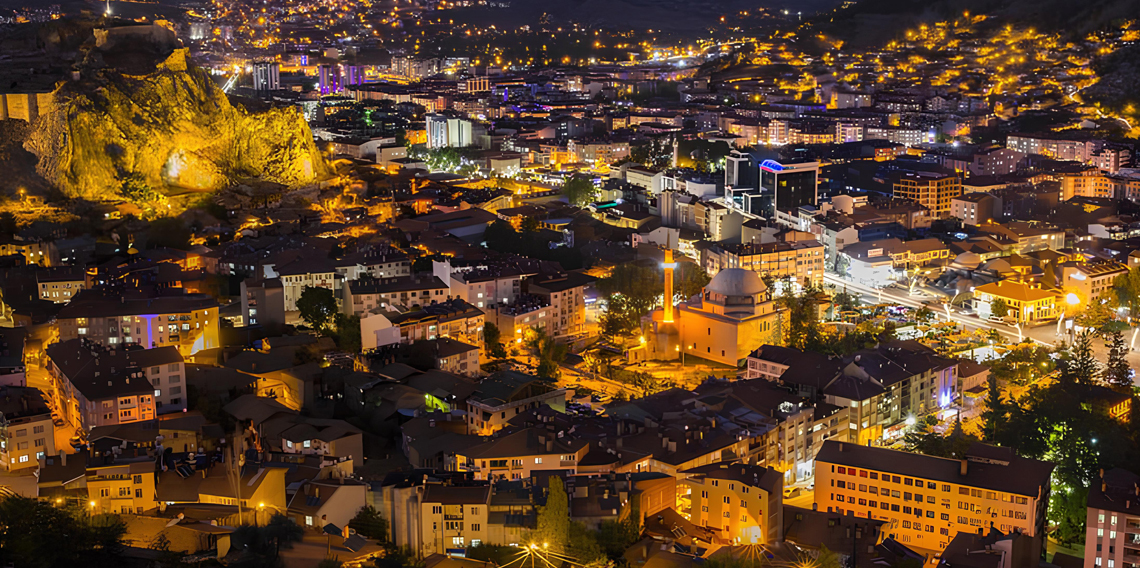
[426,114,475,149]
[252,61,280,92]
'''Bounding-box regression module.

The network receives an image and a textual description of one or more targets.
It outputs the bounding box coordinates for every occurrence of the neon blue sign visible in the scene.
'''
[760,160,785,172]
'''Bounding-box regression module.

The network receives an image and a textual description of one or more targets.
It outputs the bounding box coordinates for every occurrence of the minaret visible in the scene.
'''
[662,249,676,324]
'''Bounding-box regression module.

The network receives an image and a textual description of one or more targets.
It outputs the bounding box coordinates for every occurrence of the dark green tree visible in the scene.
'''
[778,285,828,352]
[147,217,192,250]
[1058,331,1098,385]
[483,322,508,359]
[1105,329,1133,392]
[1114,266,1140,317]
[349,506,390,543]
[527,329,568,381]
[560,176,596,207]
[980,374,1005,442]
[297,286,338,332]
[332,313,362,353]
[533,476,571,553]
[0,496,127,568]
[675,262,711,301]
[598,263,661,337]
[520,216,541,233]
[596,518,641,561]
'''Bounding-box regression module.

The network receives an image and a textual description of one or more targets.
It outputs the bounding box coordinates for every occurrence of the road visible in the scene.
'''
[825,274,1140,369]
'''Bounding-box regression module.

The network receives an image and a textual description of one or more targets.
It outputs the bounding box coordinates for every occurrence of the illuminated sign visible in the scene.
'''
[661,263,678,269]
[759,159,785,172]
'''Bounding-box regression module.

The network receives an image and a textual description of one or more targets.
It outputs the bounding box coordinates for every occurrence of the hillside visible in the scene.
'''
[808,0,1138,47]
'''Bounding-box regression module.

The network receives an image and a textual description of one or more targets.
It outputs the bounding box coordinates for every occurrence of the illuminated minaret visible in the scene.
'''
[662,249,676,324]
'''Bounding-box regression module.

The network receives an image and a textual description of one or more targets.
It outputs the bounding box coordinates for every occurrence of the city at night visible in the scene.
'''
[0,0,1139,565]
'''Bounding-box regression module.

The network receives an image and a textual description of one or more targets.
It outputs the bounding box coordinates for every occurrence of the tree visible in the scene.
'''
[914,307,934,323]
[598,263,661,338]
[520,216,541,233]
[675,262,711,301]
[263,514,304,560]
[560,176,596,206]
[147,217,192,250]
[483,322,508,359]
[980,374,1005,442]
[0,495,126,568]
[226,426,246,527]
[1105,329,1133,392]
[1114,266,1140,317]
[778,285,828,352]
[349,506,390,543]
[1058,331,1098,385]
[231,515,303,567]
[1076,298,1115,333]
[990,298,1009,319]
[331,313,362,353]
[297,286,338,332]
[596,518,641,561]
[533,476,571,553]
[527,329,568,381]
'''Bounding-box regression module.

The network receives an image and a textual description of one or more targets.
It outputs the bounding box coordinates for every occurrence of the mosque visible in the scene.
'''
[640,252,784,367]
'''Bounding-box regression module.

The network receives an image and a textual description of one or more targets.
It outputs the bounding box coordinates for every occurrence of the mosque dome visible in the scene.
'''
[705,268,767,298]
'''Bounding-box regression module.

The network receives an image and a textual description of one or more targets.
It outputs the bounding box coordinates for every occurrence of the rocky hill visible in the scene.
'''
[20,46,330,203]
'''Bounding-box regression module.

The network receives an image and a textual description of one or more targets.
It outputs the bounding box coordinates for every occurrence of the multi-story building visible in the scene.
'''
[437,260,538,310]
[427,113,476,149]
[892,171,962,218]
[1060,261,1128,303]
[464,371,568,436]
[344,275,450,315]
[45,339,158,430]
[525,272,595,340]
[55,288,219,357]
[135,347,187,414]
[699,239,825,289]
[274,258,343,313]
[815,440,1053,553]
[1085,469,1140,568]
[1007,134,1103,163]
[383,299,485,346]
[37,267,87,303]
[747,342,959,445]
[488,295,553,341]
[456,428,590,481]
[87,455,158,515]
[681,462,783,545]
[950,192,1002,226]
[0,386,55,471]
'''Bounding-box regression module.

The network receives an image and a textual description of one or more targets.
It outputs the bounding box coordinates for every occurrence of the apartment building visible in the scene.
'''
[37,267,87,304]
[56,288,220,357]
[45,339,158,431]
[1060,261,1128,303]
[87,456,158,515]
[747,342,959,445]
[525,272,595,340]
[815,441,1053,553]
[488,295,554,340]
[438,261,538,310]
[1007,134,1103,163]
[457,428,590,481]
[133,346,186,414]
[0,386,55,471]
[465,371,568,435]
[389,299,485,345]
[978,222,1066,254]
[1085,469,1140,568]
[682,462,783,545]
[950,193,1002,226]
[276,258,343,313]
[892,171,962,218]
[699,239,825,289]
[344,275,450,315]
[335,247,412,281]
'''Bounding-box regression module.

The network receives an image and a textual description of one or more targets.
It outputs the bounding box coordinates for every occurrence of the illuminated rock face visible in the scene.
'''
[25,49,329,200]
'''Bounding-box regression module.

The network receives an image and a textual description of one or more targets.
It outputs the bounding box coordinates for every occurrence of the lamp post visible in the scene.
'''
[1057,293,1080,341]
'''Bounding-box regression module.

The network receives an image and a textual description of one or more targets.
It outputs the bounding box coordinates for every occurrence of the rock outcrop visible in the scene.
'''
[24,48,330,201]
